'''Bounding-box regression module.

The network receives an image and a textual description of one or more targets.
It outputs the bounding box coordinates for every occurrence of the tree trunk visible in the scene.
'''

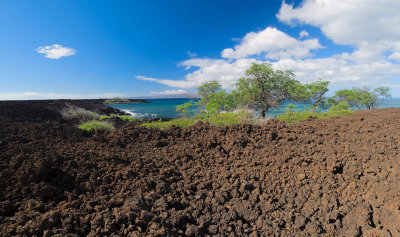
[261,109,267,118]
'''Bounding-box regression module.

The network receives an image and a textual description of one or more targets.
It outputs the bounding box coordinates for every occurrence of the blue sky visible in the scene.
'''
[1,0,400,99]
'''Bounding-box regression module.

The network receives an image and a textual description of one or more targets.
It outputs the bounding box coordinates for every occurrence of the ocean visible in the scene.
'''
[107,98,199,118]
[107,98,400,119]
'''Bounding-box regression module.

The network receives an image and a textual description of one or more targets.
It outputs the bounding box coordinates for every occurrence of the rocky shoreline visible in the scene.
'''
[1,100,400,236]
[0,99,149,122]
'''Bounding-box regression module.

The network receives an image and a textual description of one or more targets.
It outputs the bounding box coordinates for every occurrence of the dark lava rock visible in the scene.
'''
[1,102,400,236]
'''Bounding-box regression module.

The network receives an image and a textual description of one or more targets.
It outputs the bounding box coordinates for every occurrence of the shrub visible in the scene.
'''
[61,104,100,121]
[140,111,252,130]
[104,97,131,104]
[176,102,194,117]
[118,115,135,122]
[99,114,138,122]
[78,120,115,131]
[202,110,252,126]
[141,118,197,130]
[277,110,354,124]
[329,101,349,111]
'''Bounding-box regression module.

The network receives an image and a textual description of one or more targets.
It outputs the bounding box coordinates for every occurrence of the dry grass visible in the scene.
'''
[61,104,100,122]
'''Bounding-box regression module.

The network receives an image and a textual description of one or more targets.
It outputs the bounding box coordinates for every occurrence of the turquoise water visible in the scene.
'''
[108,98,400,119]
[107,98,199,118]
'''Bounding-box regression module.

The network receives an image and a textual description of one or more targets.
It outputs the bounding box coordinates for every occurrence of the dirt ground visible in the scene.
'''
[1,100,400,236]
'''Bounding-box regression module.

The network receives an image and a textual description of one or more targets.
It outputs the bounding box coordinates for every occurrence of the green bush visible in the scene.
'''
[99,114,138,122]
[104,97,131,104]
[202,111,252,126]
[141,118,197,130]
[118,115,135,122]
[140,111,251,130]
[329,101,349,111]
[61,105,100,121]
[277,110,354,124]
[78,120,115,131]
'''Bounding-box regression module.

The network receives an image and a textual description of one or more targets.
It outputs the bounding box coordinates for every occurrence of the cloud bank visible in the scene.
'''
[150,90,188,95]
[36,44,77,59]
[221,27,322,60]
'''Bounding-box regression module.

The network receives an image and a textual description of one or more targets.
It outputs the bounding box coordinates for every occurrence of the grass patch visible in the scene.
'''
[277,110,354,124]
[99,114,140,122]
[141,118,197,130]
[78,120,115,131]
[61,104,100,122]
[104,97,131,104]
[140,111,252,130]
[202,110,252,126]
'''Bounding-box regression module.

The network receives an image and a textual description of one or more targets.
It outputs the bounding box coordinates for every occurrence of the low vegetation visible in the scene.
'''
[203,110,252,126]
[61,105,139,131]
[277,109,354,124]
[104,97,131,104]
[100,114,140,122]
[329,86,391,110]
[141,110,252,130]
[78,120,115,131]
[61,104,100,121]
[141,118,196,130]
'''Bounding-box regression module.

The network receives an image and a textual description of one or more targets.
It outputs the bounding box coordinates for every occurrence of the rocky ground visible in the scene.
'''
[0,100,400,236]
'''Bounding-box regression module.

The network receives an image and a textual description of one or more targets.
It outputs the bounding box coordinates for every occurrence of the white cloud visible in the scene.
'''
[274,0,400,86]
[180,58,258,88]
[299,30,309,39]
[0,92,125,100]
[136,75,197,88]
[136,58,258,89]
[221,27,322,60]
[273,56,400,86]
[36,44,76,59]
[277,0,400,47]
[389,52,400,61]
[150,90,188,95]
[187,51,197,57]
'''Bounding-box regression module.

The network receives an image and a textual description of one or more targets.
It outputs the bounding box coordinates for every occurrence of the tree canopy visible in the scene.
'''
[333,86,391,110]
[197,80,222,105]
[205,90,236,114]
[234,63,301,118]
[292,80,330,110]
[176,102,193,117]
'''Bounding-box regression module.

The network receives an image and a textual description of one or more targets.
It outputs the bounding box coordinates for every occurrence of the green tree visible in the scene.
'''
[329,101,350,111]
[286,103,297,113]
[176,102,193,117]
[334,86,391,110]
[196,81,237,114]
[205,90,236,114]
[197,80,222,105]
[234,62,300,118]
[292,80,330,111]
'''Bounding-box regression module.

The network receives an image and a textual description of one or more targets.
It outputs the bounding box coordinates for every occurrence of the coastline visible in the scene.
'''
[0,99,149,122]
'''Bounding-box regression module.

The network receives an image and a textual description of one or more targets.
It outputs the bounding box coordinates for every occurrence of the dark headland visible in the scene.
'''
[1,100,400,236]
[0,99,149,122]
